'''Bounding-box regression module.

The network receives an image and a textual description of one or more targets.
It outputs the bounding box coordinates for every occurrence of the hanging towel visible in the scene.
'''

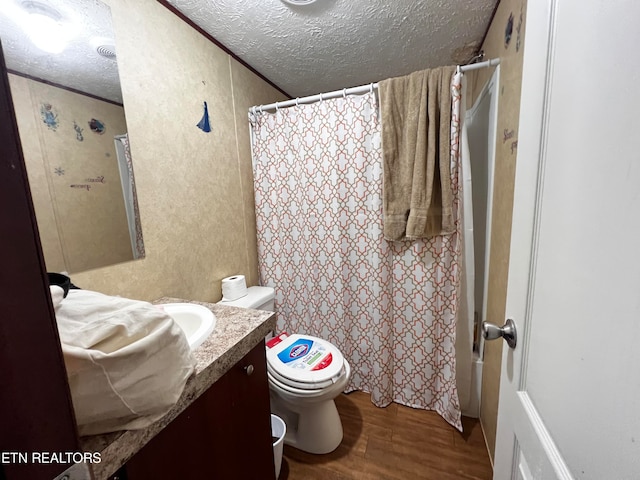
[379,66,456,240]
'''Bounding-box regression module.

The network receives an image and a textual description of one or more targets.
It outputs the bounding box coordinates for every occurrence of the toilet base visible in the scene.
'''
[270,390,343,454]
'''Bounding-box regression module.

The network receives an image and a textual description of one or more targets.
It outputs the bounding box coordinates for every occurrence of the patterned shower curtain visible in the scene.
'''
[251,77,463,429]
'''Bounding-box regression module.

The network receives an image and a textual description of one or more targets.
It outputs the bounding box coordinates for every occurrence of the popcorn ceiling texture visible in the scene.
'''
[168,0,497,97]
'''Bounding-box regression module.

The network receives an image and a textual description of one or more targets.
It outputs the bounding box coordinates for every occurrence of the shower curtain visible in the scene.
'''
[251,76,465,429]
[114,134,144,259]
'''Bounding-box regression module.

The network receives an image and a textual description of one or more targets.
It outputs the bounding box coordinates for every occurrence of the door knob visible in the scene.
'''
[482,318,517,349]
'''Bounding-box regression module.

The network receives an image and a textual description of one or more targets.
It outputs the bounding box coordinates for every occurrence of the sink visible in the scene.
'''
[160,303,216,350]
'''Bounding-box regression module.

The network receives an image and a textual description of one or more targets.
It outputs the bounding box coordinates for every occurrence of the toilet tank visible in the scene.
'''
[218,286,275,311]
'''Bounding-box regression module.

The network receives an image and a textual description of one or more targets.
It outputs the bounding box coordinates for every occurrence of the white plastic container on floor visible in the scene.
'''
[271,414,286,478]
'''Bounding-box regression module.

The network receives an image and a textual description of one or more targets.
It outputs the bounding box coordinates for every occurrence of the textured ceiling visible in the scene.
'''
[167,0,497,97]
[0,0,497,104]
[0,0,122,103]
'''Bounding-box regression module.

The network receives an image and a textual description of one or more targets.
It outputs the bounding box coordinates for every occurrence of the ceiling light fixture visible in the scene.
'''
[281,0,319,6]
[20,1,76,54]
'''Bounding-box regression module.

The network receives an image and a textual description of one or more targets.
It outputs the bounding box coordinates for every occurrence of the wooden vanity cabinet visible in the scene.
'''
[122,341,276,480]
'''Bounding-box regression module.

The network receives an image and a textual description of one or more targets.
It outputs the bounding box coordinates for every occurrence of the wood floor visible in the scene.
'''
[279,391,493,480]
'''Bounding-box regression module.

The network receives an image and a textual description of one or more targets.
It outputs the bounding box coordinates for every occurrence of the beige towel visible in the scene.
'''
[379,66,456,240]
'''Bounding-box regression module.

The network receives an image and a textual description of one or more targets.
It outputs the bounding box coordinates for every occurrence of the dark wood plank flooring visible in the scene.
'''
[279,391,492,480]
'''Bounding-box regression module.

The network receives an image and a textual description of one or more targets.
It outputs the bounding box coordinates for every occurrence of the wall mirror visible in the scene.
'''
[0,0,145,274]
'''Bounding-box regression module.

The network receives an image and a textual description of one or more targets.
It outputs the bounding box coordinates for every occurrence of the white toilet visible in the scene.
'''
[219,286,350,454]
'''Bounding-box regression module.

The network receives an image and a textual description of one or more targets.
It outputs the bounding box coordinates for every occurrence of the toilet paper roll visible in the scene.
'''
[221,275,248,302]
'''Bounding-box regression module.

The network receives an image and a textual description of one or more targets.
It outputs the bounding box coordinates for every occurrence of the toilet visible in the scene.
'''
[219,286,350,454]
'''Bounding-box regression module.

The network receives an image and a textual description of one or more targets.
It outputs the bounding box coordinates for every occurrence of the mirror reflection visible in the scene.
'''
[0,0,145,273]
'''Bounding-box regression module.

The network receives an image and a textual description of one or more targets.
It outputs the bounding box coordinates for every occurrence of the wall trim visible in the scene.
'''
[7,69,124,107]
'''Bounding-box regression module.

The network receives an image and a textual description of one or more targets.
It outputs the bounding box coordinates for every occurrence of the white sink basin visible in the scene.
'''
[160,303,216,350]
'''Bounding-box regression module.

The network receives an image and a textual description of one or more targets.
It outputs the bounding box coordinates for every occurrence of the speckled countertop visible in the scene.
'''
[79,298,276,480]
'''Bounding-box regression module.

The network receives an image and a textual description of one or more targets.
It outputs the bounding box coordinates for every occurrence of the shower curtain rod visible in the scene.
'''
[250,58,500,114]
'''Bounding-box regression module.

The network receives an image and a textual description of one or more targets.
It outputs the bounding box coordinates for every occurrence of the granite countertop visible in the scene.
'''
[79,298,276,480]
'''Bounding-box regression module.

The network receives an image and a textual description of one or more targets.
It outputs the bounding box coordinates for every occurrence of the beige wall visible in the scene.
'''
[67,0,287,301]
[10,75,132,273]
[10,76,66,273]
[467,0,528,461]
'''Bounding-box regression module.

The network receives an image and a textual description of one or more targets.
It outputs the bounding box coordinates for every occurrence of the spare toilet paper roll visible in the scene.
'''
[221,275,248,301]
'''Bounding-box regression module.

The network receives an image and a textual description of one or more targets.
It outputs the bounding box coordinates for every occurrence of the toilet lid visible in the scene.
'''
[266,334,345,389]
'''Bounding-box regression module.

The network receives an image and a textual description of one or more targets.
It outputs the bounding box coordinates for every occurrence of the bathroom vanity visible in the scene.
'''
[82,299,277,480]
[123,343,273,479]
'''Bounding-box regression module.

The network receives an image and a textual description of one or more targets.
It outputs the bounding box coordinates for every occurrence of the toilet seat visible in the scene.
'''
[268,360,351,398]
[266,334,345,390]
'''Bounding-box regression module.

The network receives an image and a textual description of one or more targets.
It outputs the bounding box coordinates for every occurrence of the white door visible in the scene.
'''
[492,0,640,479]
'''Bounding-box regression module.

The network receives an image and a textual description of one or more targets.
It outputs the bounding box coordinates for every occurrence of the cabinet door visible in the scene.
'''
[125,341,275,479]
[200,341,276,479]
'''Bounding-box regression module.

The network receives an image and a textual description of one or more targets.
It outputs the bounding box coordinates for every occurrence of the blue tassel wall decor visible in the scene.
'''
[197,101,212,133]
